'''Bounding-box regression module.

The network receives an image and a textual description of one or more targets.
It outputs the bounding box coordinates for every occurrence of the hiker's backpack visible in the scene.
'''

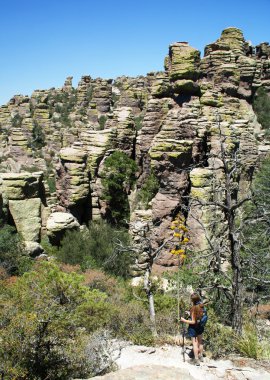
[196,301,208,327]
[199,304,208,327]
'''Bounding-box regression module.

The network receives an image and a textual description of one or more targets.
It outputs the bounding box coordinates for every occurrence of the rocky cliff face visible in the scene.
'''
[0,27,269,272]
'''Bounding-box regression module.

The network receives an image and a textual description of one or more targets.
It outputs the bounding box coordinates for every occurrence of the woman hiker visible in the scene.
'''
[180,293,208,366]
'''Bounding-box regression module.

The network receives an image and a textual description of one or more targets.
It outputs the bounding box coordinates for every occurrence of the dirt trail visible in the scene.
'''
[109,344,270,380]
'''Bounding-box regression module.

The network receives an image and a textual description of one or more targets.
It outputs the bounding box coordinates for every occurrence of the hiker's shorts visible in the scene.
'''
[188,324,204,338]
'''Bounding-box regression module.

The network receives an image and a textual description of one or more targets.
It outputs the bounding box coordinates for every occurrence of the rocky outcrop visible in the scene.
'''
[0,172,47,252]
[56,147,90,222]
[0,27,269,271]
[46,212,80,244]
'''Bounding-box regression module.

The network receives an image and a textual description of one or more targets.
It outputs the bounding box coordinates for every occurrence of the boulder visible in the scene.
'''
[9,198,41,241]
[166,42,200,81]
[1,172,44,200]
[46,212,80,244]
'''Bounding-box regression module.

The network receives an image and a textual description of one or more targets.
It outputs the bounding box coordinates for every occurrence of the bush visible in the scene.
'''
[56,228,96,267]
[134,115,144,131]
[98,115,107,129]
[32,120,45,149]
[87,220,133,277]
[236,323,270,360]
[253,86,270,133]
[0,261,112,379]
[83,269,119,295]
[0,225,31,275]
[241,157,270,296]
[46,176,56,193]
[11,113,22,128]
[101,151,137,225]
[109,300,154,346]
[203,308,236,358]
[137,171,159,208]
[56,221,134,279]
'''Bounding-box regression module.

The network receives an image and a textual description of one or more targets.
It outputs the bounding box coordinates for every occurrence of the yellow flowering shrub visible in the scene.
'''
[169,213,189,260]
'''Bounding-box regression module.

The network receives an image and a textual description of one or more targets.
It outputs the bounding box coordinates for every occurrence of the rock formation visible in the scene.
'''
[0,27,269,272]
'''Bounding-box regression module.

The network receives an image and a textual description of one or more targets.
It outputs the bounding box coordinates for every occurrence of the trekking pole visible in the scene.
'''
[181,317,186,362]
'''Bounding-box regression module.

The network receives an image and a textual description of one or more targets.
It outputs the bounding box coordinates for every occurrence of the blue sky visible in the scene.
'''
[0,0,269,105]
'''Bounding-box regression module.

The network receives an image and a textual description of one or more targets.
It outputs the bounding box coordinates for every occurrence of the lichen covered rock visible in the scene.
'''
[46,212,80,244]
[166,42,200,81]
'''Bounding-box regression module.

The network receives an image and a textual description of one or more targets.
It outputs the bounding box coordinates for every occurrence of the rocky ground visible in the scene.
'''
[88,344,270,380]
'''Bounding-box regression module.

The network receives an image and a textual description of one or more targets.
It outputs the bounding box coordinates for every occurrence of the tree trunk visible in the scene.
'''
[231,235,243,335]
[223,152,243,335]
[144,269,158,337]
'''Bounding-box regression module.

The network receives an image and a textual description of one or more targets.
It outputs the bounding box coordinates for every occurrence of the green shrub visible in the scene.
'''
[0,225,31,275]
[32,120,45,149]
[109,300,154,346]
[98,115,107,129]
[56,229,91,266]
[134,115,144,131]
[46,176,56,193]
[236,323,270,360]
[137,172,159,208]
[87,220,133,277]
[57,221,134,279]
[101,151,137,225]
[253,86,270,134]
[86,85,93,102]
[0,261,112,379]
[203,308,236,358]
[11,113,23,128]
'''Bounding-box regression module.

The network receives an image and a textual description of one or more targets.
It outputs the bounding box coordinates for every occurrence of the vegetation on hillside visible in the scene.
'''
[101,151,137,225]
[253,86,270,134]
[55,220,133,278]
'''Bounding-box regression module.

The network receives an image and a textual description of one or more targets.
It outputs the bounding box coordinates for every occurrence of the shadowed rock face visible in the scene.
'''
[0,27,270,271]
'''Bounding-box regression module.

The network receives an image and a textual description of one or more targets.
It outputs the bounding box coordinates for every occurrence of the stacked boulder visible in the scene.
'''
[0,172,46,254]
[56,147,90,221]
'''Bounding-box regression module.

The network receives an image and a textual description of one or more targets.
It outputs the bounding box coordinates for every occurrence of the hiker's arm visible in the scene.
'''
[180,312,196,325]
[202,298,210,306]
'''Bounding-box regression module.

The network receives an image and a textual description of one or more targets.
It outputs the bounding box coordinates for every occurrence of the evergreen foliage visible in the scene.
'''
[134,115,144,131]
[11,113,23,128]
[56,220,133,278]
[48,90,77,126]
[32,120,45,149]
[98,115,107,130]
[0,261,112,379]
[46,176,56,193]
[253,87,270,133]
[101,151,137,225]
[241,157,270,296]
[137,171,159,208]
[0,225,31,275]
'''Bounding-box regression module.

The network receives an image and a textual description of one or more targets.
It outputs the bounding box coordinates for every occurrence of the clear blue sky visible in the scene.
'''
[0,0,269,105]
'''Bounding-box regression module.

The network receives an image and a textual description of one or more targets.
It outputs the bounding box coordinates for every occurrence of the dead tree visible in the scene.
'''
[185,113,253,335]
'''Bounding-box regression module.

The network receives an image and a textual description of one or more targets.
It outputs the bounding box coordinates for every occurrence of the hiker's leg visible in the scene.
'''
[192,337,199,359]
[197,334,203,357]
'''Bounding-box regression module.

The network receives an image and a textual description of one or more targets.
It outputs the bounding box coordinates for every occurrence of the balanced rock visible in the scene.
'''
[1,172,44,200]
[166,42,200,81]
[46,212,79,244]
[56,148,89,211]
